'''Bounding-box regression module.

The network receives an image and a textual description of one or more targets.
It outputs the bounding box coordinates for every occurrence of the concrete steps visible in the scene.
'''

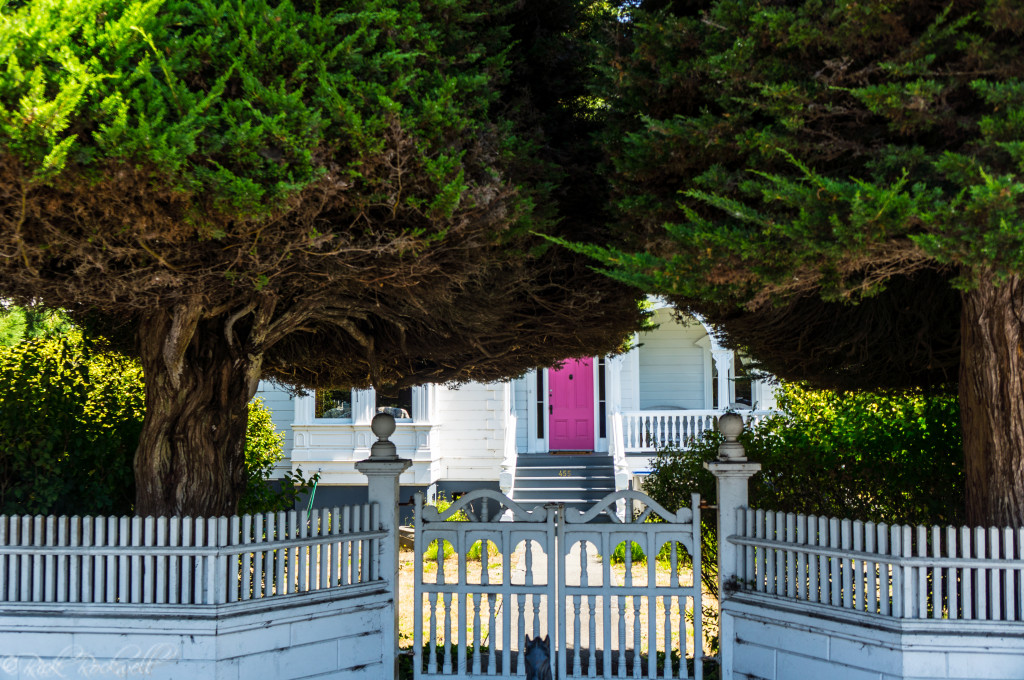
[512,453,616,509]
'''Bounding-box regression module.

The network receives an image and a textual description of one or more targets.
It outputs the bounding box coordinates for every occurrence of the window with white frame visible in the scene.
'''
[311,385,427,423]
[315,388,353,419]
[375,386,413,421]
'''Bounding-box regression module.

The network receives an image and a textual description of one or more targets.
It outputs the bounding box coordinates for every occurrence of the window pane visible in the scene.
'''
[316,388,352,419]
[376,386,413,419]
[536,371,544,439]
[733,356,753,407]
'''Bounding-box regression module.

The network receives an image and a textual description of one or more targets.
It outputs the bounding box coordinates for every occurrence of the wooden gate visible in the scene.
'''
[412,490,703,679]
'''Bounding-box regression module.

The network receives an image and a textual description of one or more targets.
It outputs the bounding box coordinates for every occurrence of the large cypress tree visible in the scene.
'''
[588,1,1024,525]
[0,0,645,516]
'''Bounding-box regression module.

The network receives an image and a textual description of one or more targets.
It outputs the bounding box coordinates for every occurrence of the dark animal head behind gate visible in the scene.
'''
[524,634,552,680]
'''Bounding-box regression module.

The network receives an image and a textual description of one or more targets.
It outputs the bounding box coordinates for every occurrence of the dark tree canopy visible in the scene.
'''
[0,0,645,515]
[587,0,1024,524]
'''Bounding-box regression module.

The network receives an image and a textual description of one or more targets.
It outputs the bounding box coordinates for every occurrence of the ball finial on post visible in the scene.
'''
[717,412,746,461]
[370,412,398,460]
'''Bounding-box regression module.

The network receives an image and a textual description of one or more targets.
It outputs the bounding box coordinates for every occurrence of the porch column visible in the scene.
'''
[711,349,734,409]
[355,413,412,680]
[705,413,760,680]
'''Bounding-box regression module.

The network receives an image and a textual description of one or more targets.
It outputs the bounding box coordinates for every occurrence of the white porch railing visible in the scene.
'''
[619,409,773,453]
[499,411,518,496]
[730,508,1024,621]
[0,505,383,606]
[609,412,630,492]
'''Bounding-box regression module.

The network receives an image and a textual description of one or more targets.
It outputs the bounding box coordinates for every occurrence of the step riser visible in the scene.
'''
[516,473,610,483]
[513,457,613,467]
[515,467,614,476]
[512,454,616,504]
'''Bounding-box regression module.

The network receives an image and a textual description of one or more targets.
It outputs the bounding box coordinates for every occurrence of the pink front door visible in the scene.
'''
[548,358,595,451]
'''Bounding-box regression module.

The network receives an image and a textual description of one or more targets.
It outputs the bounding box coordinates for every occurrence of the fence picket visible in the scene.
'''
[807,515,818,604]
[840,520,852,610]
[1017,529,1024,621]
[847,520,856,610]
[117,516,129,604]
[744,509,755,589]
[975,527,987,620]
[1003,527,1014,621]
[755,509,766,592]
[989,527,1001,621]
[44,516,56,603]
[876,523,889,616]
[830,518,841,608]
[961,526,972,620]
[915,525,927,618]
[796,514,806,601]
[182,517,194,604]
[105,516,117,604]
[946,526,958,620]
[774,512,785,597]
[931,526,941,619]
[818,517,829,605]
[81,517,93,603]
[786,513,797,599]
[143,517,155,604]
[92,516,105,604]
[156,517,168,604]
[24,516,35,603]
[168,517,180,605]
[55,516,68,604]
[32,516,43,603]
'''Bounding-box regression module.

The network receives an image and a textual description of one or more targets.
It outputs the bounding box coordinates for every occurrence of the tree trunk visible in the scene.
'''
[134,306,263,517]
[960,271,1024,528]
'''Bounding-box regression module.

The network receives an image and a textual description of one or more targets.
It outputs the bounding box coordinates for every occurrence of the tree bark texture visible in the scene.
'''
[134,307,263,517]
[960,272,1024,528]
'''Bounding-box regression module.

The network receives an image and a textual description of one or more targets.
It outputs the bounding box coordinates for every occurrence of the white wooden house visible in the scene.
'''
[257,300,776,509]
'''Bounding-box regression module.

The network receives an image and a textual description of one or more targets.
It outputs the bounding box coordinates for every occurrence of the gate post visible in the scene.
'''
[704,412,760,680]
[356,412,412,680]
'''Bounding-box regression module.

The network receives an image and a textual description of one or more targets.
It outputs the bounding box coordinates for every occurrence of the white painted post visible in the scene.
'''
[711,349,734,409]
[355,412,412,680]
[705,412,761,680]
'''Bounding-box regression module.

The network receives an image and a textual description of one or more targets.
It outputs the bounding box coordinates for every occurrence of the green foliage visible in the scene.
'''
[580,0,1024,391]
[610,539,647,564]
[0,333,143,515]
[0,0,518,215]
[0,305,74,346]
[237,397,319,515]
[643,383,964,607]
[418,493,497,562]
[0,336,307,516]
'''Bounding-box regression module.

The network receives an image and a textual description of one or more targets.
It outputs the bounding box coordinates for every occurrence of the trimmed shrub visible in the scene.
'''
[0,334,142,515]
[0,334,311,516]
[643,383,963,647]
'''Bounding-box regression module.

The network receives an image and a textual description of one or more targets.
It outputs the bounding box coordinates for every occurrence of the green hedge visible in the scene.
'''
[642,382,963,643]
[0,334,310,516]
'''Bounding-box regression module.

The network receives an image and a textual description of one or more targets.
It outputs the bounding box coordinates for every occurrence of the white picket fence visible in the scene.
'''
[620,410,772,453]
[0,504,383,606]
[730,508,1024,621]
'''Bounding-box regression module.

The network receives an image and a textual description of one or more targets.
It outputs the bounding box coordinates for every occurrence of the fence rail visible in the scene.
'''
[0,504,383,606]
[730,508,1024,622]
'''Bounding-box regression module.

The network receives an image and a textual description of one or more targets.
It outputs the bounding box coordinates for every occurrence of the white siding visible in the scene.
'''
[638,309,708,409]
[513,377,529,451]
[619,349,638,411]
[255,381,296,477]
[433,382,505,482]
